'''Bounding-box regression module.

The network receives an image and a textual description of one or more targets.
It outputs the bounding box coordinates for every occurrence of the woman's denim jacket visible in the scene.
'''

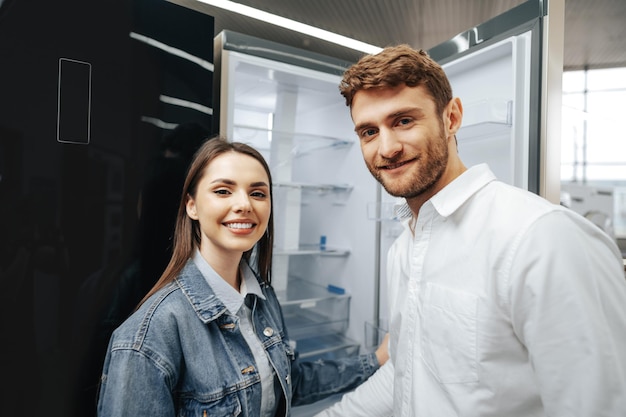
[97,260,380,416]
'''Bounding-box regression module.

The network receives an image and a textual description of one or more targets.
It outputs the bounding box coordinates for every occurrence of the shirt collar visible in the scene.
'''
[394,163,497,219]
[192,249,266,314]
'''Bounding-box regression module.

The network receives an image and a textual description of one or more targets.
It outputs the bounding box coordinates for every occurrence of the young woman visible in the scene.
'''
[97,137,387,417]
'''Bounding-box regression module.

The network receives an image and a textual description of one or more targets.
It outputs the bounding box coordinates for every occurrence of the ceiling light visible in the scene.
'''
[195,0,382,54]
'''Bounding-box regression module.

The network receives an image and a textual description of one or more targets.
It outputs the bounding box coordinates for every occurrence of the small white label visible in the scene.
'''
[299,301,317,309]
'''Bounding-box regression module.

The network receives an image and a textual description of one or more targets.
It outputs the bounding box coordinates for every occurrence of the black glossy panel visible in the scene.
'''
[0,1,214,415]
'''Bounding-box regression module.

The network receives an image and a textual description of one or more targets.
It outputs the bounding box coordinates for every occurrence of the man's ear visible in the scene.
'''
[445,97,463,136]
[186,196,199,220]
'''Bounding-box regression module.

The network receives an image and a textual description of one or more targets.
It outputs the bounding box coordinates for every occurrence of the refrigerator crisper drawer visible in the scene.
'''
[281,294,350,340]
[295,334,360,360]
[276,279,354,357]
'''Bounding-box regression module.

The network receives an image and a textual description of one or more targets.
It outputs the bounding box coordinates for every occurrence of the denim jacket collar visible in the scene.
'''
[174,257,262,325]
[190,250,265,316]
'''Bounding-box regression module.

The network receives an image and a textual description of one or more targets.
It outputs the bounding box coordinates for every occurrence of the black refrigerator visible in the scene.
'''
[0,0,215,415]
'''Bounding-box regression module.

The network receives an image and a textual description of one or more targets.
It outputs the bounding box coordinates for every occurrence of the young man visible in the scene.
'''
[316,45,626,417]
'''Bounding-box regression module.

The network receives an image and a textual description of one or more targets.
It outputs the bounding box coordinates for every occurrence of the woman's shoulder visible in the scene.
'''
[110,282,187,345]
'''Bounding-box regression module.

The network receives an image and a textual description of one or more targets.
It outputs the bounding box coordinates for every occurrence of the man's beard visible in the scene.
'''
[367,130,449,199]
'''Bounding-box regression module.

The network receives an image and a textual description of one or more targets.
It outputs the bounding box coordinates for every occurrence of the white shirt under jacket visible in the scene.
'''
[316,164,626,417]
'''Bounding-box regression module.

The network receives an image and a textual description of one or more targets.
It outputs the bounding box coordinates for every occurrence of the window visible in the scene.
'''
[561,67,626,239]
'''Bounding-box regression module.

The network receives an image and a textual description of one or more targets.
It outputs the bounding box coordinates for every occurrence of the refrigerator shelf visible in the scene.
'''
[274,181,353,194]
[457,99,513,141]
[276,279,350,305]
[294,333,360,359]
[458,121,511,141]
[232,124,353,156]
[274,244,350,257]
[283,309,349,340]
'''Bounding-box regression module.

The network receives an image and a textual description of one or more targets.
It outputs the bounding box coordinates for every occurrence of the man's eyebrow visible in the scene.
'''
[391,107,426,118]
[353,107,426,133]
[354,121,371,133]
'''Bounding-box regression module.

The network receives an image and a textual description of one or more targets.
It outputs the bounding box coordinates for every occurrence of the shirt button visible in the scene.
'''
[263,327,274,337]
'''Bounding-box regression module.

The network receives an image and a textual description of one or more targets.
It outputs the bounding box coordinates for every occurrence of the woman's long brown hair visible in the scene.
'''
[136,136,274,309]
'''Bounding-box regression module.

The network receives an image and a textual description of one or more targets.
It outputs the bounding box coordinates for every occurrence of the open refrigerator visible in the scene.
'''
[213,31,388,414]
[214,30,382,364]
[213,0,563,413]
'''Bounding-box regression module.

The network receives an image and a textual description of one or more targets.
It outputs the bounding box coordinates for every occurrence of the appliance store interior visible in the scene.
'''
[1,0,625,416]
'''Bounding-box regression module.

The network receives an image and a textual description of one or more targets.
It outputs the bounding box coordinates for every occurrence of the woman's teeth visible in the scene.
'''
[226,223,253,229]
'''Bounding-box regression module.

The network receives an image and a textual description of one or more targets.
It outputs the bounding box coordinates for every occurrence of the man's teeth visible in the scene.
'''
[227,223,253,229]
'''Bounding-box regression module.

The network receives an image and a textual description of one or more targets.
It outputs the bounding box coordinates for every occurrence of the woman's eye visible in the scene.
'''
[251,191,267,198]
[214,189,230,195]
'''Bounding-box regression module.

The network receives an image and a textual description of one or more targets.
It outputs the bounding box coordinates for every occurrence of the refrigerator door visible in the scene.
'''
[214,31,381,360]
[444,35,533,191]
[429,0,564,202]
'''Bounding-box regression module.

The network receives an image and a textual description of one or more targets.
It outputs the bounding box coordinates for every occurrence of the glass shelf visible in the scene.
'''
[295,333,360,359]
[274,181,353,194]
[274,244,350,257]
[232,124,353,156]
[457,98,512,141]
[275,279,349,305]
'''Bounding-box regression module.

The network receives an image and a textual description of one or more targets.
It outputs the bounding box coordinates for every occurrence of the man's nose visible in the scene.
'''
[378,129,402,159]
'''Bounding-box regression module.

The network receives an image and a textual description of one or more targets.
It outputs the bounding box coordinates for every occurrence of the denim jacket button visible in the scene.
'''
[263,327,274,337]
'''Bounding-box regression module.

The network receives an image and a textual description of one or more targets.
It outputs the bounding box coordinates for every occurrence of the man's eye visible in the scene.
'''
[398,118,412,126]
[360,128,377,138]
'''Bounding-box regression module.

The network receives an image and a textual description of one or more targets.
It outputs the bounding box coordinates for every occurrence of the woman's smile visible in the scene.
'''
[224,221,256,234]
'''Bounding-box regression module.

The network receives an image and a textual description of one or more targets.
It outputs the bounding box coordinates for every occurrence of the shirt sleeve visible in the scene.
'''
[312,360,394,417]
[508,210,626,417]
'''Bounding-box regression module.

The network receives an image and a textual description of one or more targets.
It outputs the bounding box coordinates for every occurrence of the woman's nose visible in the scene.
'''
[233,191,252,212]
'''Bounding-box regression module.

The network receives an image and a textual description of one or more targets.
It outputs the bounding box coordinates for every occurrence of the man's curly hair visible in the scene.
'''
[339,44,453,117]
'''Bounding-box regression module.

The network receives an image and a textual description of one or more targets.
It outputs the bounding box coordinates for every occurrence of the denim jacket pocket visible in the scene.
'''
[179,392,242,417]
[420,282,479,384]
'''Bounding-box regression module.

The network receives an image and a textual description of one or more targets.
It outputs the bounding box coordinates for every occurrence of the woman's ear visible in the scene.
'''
[445,97,463,136]
[186,195,199,220]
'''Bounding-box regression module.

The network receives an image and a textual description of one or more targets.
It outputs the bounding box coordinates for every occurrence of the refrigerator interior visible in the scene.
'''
[215,32,381,362]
